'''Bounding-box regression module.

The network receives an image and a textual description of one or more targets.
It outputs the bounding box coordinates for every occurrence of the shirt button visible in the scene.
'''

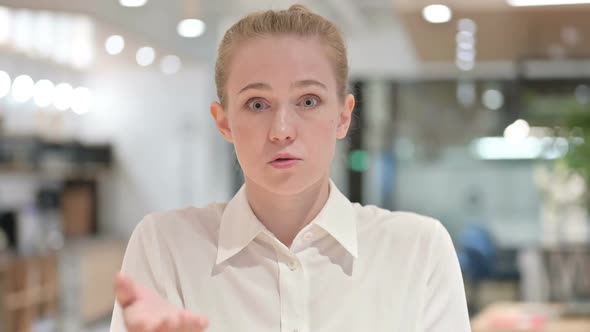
[303,232,314,241]
[287,260,298,271]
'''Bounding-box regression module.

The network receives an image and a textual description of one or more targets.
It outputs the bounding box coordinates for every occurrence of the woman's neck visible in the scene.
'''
[244,176,330,248]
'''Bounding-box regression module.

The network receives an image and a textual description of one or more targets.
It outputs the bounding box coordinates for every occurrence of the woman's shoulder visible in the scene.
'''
[132,202,228,240]
[352,203,445,239]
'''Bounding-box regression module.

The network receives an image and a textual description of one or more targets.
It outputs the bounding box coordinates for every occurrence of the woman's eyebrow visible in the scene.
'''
[291,79,327,90]
[238,79,327,95]
[239,82,271,94]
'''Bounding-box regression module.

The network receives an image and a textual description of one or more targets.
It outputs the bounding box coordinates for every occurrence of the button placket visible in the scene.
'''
[278,254,307,332]
[287,259,299,271]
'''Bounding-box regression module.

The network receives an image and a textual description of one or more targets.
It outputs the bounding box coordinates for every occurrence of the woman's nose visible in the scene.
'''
[268,106,297,143]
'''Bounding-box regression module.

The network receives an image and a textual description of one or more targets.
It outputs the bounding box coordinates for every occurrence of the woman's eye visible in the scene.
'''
[300,96,320,109]
[247,99,268,112]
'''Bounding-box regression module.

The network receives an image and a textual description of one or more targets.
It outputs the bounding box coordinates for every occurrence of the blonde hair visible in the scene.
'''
[214,4,349,106]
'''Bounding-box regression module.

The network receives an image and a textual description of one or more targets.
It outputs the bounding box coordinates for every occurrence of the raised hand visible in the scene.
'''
[115,272,209,332]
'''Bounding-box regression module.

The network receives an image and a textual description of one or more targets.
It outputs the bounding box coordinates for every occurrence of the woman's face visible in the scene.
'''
[211,35,354,195]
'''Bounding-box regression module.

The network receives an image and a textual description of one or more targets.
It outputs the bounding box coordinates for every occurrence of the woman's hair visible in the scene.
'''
[215,4,349,107]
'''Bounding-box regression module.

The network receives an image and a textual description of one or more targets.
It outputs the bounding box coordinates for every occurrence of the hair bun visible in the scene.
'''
[288,4,311,13]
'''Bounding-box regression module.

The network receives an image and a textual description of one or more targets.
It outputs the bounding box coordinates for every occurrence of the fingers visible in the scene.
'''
[116,273,209,331]
[182,311,209,331]
[126,308,209,332]
[115,272,138,308]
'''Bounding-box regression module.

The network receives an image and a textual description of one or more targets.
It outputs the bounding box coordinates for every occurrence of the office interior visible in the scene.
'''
[0,0,589,331]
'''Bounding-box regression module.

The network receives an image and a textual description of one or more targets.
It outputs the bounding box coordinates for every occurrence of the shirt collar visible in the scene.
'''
[215,179,358,265]
[312,180,358,258]
[216,184,266,265]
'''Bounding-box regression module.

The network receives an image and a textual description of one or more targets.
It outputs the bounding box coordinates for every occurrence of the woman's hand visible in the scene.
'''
[115,272,209,332]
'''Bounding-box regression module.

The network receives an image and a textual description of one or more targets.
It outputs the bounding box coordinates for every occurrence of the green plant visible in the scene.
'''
[562,105,590,205]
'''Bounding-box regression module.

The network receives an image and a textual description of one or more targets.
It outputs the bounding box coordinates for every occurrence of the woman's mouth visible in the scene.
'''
[269,156,301,169]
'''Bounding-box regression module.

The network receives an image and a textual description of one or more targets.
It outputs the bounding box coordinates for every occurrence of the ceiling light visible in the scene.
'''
[456,31,475,46]
[34,11,55,58]
[34,79,55,108]
[456,59,475,71]
[12,74,34,103]
[482,89,505,110]
[458,18,477,34]
[422,4,452,24]
[105,35,125,55]
[119,0,148,8]
[504,119,530,143]
[54,83,74,111]
[507,0,590,6]
[0,7,11,45]
[561,26,580,46]
[457,81,476,108]
[13,10,34,53]
[136,47,155,66]
[160,55,182,74]
[177,19,205,38]
[457,50,476,62]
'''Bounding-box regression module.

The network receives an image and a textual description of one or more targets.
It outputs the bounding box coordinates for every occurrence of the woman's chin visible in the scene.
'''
[250,173,321,196]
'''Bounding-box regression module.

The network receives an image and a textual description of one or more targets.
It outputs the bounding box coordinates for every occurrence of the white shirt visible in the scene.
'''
[110,180,471,332]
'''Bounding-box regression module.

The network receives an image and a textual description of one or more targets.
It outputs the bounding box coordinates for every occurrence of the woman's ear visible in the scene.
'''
[336,94,355,139]
[210,102,234,143]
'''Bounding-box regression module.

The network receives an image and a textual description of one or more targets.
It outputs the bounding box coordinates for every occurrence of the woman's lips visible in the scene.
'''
[269,158,301,169]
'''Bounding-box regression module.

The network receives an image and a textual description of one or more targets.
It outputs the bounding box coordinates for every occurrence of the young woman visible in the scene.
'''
[110,5,471,332]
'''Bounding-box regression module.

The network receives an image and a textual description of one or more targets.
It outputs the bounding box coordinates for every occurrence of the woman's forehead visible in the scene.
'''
[226,35,337,92]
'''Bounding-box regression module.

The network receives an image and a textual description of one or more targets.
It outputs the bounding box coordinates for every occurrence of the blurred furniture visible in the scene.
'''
[471,302,590,332]
[518,244,590,303]
[458,224,521,313]
[60,238,126,331]
[0,253,59,332]
[542,245,590,302]
[61,179,98,238]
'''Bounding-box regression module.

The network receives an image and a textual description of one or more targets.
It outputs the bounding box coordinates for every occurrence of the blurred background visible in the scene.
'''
[0,0,590,331]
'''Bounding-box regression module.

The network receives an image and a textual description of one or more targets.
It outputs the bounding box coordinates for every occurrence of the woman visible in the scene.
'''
[110,4,471,332]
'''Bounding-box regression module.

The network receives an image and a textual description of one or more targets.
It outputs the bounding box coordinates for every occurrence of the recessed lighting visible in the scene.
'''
[12,74,34,103]
[0,6,11,45]
[456,31,475,46]
[54,83,74,111]
[456,59,475,71]
[119,0,148,8]
[160,55,182,74]
[457,49,476,62]
[561,26,580,46]
[422,4,452,24]
[136,46,155,66]
[507,0,590,6]
[504,119,530,143]
[482,89,505,110]
[458,18,477,34]
[105,35,125,55]
[177,19,206,38]
[34,79,55,108]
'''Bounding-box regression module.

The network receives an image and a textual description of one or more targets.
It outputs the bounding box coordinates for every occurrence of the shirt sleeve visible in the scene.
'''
[109,215,164,332]
[422,220,472,332]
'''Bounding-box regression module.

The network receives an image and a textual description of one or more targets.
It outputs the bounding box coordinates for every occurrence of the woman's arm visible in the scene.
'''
[109,215,209,332]
[109,216,165,331]
[422,221,472,332]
